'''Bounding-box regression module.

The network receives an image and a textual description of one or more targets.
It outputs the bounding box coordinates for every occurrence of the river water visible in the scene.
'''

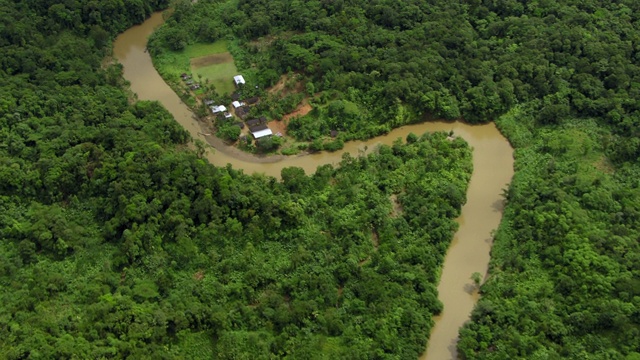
[113,12,514,359]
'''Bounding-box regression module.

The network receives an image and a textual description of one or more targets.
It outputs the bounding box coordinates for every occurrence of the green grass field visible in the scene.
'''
[192,62,238,96]
[183,42,229,57]
[153,40,238,96]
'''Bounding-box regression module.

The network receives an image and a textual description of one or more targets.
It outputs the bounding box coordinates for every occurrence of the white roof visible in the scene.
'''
[252,128,273,139]
[232,101,245,108]
[234,75,246,85]
[210,105,227,113]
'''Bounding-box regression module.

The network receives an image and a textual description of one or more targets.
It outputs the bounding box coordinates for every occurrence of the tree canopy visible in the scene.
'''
[148,0,640,358]
[0,1,474,357]
[150,0,640,143]
[3,0,640,359]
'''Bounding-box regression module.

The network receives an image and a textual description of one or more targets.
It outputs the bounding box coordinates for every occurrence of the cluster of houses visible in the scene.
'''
[207,74,274,140]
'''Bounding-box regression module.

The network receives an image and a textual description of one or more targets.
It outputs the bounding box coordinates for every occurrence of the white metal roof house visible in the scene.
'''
[232,101,245,108]
[252,128,273,139]
[210,105,227,113]
[249,124,273,139]
[233,75,246,86]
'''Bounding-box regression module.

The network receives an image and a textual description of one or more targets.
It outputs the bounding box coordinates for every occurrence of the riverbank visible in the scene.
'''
[113,12,514,359]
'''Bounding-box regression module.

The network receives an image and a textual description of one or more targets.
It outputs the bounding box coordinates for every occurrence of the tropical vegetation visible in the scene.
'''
[0,0,473,358]
[3,0,640,359]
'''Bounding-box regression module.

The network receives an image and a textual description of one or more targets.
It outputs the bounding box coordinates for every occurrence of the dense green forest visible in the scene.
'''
[0,1,473,357]
[150,0,640,145]
[454,2,640,358]
[147,0,640,359]
[457,110,640,360]
[4,0,640,358]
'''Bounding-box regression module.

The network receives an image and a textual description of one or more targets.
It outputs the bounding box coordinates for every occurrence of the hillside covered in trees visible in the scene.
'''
[148,0,640,359]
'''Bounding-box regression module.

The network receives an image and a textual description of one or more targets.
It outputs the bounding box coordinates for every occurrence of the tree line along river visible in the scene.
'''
[113,12,514,359]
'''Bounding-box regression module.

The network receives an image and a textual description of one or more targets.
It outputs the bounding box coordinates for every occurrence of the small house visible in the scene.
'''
[235,106,250,119]
[210,105,227,114]
[204,99,215,106]
[223,112,233,119]
[245,96,260,105]
[246,118,261,127]
[232,101,245,108]
[234,75,246,86]
[250,124,273,139]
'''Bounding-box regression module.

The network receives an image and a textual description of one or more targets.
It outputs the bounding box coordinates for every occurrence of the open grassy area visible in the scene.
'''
[192,61,238,96]
[183,41,229,57]
[152,40,237,96]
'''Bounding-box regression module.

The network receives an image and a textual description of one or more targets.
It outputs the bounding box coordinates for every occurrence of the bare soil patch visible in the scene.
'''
[282,101,312,122]
[193,271,204,281]
[257,99,312,139]
[268,119,288,136]
[389,194,404,218]
[269,75,287,94]
[190,52,234,68]
[268,73,305,96]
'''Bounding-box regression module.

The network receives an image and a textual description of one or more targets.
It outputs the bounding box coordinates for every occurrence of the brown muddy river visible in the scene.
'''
[113,12,514,359]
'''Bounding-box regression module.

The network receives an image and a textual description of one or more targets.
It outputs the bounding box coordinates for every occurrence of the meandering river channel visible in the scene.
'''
[113,12,514,359]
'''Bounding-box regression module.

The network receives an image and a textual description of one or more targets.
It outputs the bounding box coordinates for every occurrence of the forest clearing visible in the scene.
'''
[150,40,238,96]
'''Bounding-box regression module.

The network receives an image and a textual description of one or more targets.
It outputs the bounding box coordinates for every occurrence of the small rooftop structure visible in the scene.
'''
[204,99,215,106]
[234,75,246,86]
[250,124,272,139]
[232,101,245,108]
[252,129,273,139]
[250,124,268,132]
[246,118,262,127]
[236,106,250,119]
[245,96,260,105]
[210,105,227,114]
[223,112,233,119]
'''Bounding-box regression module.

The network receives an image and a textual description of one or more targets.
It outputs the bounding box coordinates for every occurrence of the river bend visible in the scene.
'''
[113,13,514,359]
